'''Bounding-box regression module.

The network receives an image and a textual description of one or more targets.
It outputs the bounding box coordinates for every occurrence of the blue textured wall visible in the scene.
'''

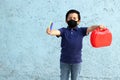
[0,0,120,80]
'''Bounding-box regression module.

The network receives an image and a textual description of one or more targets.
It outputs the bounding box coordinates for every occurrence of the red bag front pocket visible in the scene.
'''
[90,28,112,48]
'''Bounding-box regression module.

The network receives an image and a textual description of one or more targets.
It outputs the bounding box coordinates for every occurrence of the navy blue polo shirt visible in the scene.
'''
[57,26,88,64]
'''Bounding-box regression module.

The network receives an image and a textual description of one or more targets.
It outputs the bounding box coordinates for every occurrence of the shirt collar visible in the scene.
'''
[67,26,79,31]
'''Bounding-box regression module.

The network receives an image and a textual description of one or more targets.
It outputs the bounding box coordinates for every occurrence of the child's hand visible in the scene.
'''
[46,27,51,35]
[46,27,61,36]
[46,22,53,35]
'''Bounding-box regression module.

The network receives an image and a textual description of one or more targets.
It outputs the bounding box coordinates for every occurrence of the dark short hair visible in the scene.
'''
[66,9,81,21]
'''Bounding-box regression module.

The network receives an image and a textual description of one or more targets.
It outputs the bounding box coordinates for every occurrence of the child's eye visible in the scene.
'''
[73,17,77,20]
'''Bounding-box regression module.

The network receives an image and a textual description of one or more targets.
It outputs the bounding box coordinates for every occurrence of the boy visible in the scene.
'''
[46,9,105,80]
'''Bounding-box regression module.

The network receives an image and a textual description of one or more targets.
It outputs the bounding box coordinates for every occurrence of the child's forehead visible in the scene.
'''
[68,13,78,17]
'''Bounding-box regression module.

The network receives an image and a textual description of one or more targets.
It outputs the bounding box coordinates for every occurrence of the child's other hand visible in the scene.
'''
[99,25,106,30]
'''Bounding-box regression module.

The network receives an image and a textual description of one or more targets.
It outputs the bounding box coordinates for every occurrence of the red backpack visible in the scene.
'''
[90,28,112,48]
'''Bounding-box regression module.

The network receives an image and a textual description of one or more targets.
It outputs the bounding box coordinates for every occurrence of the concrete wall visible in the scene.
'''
[0,0,120,80]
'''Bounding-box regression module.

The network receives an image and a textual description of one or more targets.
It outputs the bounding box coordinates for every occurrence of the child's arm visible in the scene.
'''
[46,27,61,36]
[86,25,105,34]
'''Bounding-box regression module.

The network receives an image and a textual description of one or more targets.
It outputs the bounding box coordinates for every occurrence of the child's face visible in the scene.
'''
[66,13,80,24]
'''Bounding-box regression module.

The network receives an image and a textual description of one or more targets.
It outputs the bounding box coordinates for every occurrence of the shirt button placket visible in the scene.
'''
[71,29,73,35]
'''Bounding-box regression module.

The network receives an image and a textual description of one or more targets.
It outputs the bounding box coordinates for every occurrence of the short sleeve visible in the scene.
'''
[80,27,88,36]
[56,28,65,38]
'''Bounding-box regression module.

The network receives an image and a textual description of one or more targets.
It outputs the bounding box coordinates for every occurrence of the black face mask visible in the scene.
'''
[67,20,78,28]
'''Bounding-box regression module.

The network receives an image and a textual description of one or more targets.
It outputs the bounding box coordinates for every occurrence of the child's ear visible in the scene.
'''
[77,20,80,24]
